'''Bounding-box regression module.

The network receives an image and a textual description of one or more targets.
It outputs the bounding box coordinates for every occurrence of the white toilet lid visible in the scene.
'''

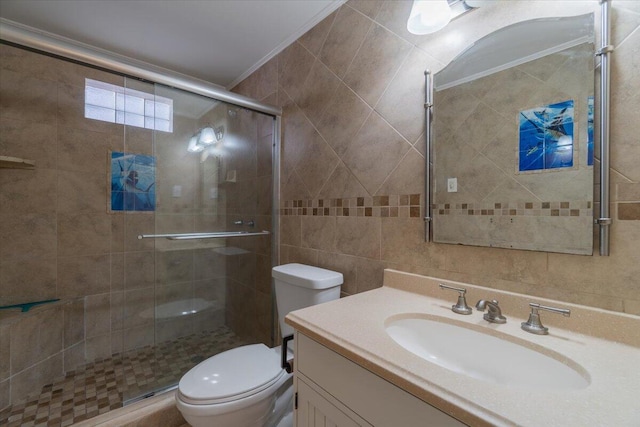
[178,344,286,405]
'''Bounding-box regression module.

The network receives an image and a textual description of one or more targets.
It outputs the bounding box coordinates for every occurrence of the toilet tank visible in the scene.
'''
[272,263,343,339]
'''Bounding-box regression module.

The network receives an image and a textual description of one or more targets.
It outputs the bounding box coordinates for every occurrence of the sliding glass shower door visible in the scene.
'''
[120,79,276,403]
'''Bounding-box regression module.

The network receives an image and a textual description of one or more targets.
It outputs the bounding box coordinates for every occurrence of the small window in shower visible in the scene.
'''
[84,78,173,132]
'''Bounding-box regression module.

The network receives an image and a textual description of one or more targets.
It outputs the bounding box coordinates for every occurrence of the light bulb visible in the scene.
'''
[407,0,452,35]
[187,135,204,153]
[199,127,216,145]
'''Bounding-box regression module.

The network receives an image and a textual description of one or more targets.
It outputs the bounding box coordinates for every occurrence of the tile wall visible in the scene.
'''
[232,1,640,313]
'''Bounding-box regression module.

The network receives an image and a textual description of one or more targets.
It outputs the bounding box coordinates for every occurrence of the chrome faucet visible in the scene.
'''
[475,299,507,324]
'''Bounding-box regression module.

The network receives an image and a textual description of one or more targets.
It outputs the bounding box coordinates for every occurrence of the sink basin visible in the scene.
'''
[385,316,589,390]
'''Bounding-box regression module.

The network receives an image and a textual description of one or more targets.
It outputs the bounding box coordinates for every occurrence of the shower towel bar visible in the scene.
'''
[138,231,270,240]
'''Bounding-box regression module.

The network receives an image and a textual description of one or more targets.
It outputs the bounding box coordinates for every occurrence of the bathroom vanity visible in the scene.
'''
[286,270,640,427]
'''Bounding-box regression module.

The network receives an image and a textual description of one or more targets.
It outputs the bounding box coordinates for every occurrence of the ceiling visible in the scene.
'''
[0,0,343,89]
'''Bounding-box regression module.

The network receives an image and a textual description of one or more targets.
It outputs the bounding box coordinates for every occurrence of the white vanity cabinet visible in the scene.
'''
[293,332,465,427]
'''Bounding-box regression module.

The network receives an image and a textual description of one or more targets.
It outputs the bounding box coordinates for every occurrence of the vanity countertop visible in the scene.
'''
[285,269,640,427]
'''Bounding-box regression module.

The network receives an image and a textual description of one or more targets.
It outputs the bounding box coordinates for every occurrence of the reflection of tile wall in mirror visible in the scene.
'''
[433,41,594,255]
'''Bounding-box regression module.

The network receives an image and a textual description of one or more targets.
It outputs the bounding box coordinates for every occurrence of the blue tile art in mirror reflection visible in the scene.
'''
[518,100,574,172]
[111,152,156,211]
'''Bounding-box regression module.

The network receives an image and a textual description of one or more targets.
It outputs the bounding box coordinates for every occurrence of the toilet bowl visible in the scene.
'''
[175,263,343,427]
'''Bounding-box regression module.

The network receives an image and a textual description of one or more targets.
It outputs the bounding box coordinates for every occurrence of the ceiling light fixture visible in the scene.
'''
[188,125,225,153]
[407,0,479,35]
[198,126,217,145]
[407,0,452,35]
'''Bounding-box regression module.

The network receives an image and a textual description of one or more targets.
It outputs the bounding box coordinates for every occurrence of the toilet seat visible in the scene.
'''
[178,344,286,406]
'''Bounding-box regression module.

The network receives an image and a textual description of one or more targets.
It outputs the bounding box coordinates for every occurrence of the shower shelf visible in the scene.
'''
[0,155,35,169]
[0,298,60,312]
[138,230,270,240]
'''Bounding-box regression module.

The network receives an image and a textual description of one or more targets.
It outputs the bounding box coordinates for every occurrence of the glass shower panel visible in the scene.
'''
[121,79,276,403]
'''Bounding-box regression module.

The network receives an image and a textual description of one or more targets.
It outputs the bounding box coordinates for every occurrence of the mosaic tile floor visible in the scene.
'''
[0,326,249,427]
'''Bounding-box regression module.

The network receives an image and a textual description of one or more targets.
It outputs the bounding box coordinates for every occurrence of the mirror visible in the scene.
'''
[432,13,595,255]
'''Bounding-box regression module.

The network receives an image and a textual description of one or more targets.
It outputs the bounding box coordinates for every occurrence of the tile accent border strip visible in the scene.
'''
[281,194,422,218]
[432,201,592,217]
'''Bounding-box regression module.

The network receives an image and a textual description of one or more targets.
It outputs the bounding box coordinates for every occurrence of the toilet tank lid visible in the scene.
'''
[272,263,343,289]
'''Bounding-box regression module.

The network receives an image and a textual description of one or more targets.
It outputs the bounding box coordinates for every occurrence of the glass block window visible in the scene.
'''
[85,79,173,132]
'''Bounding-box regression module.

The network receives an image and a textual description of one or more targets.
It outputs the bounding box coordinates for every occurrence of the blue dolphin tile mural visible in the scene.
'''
[111,152,156,211]
[519,100,574,172]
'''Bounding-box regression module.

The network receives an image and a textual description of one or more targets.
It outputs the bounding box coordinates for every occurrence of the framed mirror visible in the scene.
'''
[432,13,595,255]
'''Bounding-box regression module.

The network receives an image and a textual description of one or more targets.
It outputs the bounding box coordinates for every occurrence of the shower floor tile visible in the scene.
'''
[0,326,250,427]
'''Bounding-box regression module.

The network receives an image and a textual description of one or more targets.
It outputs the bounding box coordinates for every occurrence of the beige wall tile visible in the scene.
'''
[0,325,9,381]
[110,291,125,332]
[617,183,640,201]
[381,217,446,269]
[317,162,369,199]
[296,60,341,126]
[124,251,155,290]
[296,135,340,198]
[279,42,316,102]
[347,0,383,19]
[342,112,411,195]
[376,48,442,145]
[343,23,412,106]
[376,149,424,197]
[63,341,86,372]
[355,257,385,293]
[57,213,111,257]
[10,353,62,404]
[1,378,9,411]
[58,254,110,297]
[0,169,57,215]
[280,244,318,266]
[123,288,154,329]
[618,203,640,220]
[0,213,56,262]
[156,250,194,285]
[335,217,381,259]
[298,10,337,56]
[85,334,111,361]
[123,324,153,352]
[0,69,57,126]
[10,307,63,374]
[319,6,373,79]
[64,298,85,348]
[57,170,106,214]
[317,251,358,295]
[317,83,372,158]
[85,293,111,338]
[57,127,123,174]
[301,216,336,251]
[0,118,57,169]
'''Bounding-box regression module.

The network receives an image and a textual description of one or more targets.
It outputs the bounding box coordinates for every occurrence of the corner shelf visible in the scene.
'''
[0,155,35,169]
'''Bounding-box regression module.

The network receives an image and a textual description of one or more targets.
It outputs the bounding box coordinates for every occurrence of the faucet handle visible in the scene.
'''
[521,302,570,335]
[439,284,472,315]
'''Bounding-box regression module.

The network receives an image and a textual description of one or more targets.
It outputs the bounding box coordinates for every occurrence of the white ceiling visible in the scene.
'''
[0,0,343,89]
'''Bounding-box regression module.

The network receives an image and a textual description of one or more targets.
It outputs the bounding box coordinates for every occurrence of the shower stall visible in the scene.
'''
[0,24,279,425]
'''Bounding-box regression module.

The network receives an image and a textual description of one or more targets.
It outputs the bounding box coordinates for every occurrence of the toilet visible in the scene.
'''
[175,263,343,427]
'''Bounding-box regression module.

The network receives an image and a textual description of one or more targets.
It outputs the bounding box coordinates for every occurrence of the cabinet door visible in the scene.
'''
[296,378,369,427]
